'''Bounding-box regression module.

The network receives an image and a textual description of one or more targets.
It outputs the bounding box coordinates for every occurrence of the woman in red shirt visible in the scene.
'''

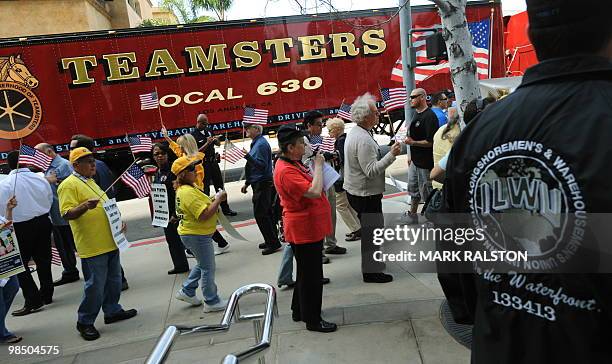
[273,125,336,333]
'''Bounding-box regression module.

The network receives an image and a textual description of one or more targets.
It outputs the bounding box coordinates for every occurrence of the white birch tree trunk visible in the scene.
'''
[430,0,481,120]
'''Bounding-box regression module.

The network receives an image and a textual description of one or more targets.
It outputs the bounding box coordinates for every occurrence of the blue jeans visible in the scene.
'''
[180,235,220,305]
[78,250,123,325]
[0,276,19,341]
[277,244,294,285]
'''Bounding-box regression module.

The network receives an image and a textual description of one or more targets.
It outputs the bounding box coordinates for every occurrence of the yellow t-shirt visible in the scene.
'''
[58,175,117,258]
[176,184,217,236]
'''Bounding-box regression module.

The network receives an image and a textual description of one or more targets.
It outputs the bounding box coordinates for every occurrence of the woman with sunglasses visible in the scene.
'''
[151,143,189,275]
[161,128,230,255]
[171,156,227,312]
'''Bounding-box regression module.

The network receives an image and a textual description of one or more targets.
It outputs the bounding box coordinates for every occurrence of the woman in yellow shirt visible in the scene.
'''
[171,156,228,312]
[161,128,230,255]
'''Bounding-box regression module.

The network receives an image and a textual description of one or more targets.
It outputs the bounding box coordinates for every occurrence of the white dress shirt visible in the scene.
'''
[0,168,53,223]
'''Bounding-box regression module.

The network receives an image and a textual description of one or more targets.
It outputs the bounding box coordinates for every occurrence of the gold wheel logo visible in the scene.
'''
[0,55,42,140]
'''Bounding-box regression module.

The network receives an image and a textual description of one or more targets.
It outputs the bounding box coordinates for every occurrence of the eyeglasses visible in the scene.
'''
[410,94,424,99]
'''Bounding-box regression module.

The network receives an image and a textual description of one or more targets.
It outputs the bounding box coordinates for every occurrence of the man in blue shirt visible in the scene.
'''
[430,92,449,127]
[35,143,80,286]
[240,124,281,255]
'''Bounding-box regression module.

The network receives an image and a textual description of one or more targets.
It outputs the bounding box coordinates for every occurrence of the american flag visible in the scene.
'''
[128,136,152,154]
[337,103,352,121]
[391,19,491,83]
[18,145,52,171]
[139,91,159,110]
[380,88,407,112]
[120,165,151,198]
[222,140,247,164]
[51,246,61,266]
[309,135,336,153]
[243,107,268,125]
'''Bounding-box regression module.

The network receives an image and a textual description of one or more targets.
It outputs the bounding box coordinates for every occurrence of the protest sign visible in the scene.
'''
[151,183,170,228]
[103,199,130,252]
[0,227,25,279]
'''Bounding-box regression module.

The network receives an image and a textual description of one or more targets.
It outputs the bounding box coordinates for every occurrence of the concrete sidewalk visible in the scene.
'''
[1,157,469,364]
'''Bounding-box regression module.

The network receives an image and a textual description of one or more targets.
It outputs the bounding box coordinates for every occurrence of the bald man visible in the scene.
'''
[404,88,439,224]
[35,143,80,285]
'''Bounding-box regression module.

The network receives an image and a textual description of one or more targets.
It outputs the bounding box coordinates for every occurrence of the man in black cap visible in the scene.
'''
[442,1,612,362]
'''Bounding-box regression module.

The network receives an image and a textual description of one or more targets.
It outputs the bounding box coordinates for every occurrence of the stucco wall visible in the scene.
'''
[0,0,111,39]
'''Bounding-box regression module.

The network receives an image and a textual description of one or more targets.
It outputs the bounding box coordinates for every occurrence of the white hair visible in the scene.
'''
[247,124,263,134]
[350,92,377,125]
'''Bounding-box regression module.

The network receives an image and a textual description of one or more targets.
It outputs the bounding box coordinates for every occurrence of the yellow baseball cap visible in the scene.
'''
[69,147,93,164]
[171,156,201,176]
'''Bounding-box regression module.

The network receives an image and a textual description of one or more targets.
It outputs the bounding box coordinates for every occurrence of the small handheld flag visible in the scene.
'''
[222,140,247,164]
[243,107,269,125]
[120,165,151,198]
[18,145,52,171]
[337,103,352,121]
[380,87,407,112]
[128,136,152,154]
[139,91,159,110]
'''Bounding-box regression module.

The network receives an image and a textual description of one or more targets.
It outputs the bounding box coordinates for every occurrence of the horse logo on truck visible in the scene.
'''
[0,54,43,139]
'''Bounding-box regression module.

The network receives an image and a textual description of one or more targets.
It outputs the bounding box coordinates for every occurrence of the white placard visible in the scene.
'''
[0,227,25,279]
[151,183,170,228]
[393,125,408,141]
[103,198,129,252]
[323,163,340,192]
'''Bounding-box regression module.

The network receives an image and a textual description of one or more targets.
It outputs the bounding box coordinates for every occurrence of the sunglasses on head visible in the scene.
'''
[185,164,196,172]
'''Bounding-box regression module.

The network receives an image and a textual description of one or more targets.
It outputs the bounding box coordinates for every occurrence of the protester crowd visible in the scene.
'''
[1,2,611,363]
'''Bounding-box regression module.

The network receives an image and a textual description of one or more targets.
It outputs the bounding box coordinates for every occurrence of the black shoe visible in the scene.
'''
[324,246,347,255]
[76,322,100,341]
[168,268,189,275]
[306,320,337,333]
[279,281,296,289]
[258,243,267,249]
[292,312,301,322]
[104,308,138,324]
[53,275,79,286]
[121,281,129,291]
[185,249,195,258]
[262,245,281,255]
[322,277,331,285]
[223,209,238,216]
[43,297,53,305]
[322,255,330,264]
[363,273,393,283]
[11,303,43,316]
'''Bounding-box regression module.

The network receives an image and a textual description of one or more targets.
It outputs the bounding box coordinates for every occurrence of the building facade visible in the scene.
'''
[0,0,170,39]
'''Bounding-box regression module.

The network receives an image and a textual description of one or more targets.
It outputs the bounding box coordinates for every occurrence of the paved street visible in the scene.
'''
[1,156,470,364]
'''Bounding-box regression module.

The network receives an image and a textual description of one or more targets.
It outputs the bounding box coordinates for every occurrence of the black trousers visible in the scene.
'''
[13,214,53,306]
[163,222,189,270]
[346,193,386,274]
[291,240,323,324]
[252,180,279,247]
[52,224,79,278]
[203,160,231,212]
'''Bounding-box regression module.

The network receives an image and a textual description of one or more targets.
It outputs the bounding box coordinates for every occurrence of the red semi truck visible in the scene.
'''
[0,1,504,198]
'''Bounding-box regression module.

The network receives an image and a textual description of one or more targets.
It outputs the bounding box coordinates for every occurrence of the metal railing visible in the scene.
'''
[145,283,278,364]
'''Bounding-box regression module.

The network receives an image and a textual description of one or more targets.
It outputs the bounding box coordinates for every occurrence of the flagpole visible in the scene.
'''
[377,83,395,139]
[337,98,345,118]
[222,132,228,184]
[126,133,135,161]
[12,139,22,197]
[104,158,139,195]
[241,103,246,146]
[488,7,494,78]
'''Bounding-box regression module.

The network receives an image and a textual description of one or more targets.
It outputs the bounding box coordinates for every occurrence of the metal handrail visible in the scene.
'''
[145,283,278,364]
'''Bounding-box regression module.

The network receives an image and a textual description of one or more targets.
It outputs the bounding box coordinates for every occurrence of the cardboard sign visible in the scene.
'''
[103,199,129,252]
[151,183,170,228]
[0,227,25,279]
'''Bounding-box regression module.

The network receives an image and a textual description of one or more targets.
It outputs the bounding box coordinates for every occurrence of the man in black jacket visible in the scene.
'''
[442,1,612,363]
[191,114,237,216]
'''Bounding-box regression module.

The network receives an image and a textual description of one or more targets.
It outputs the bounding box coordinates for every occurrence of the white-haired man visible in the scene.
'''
[404,88,439,224]
[343,93,401,283]
[241,123,281,255]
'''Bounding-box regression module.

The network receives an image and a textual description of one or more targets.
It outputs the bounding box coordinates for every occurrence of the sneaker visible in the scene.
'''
[203,299,228,313]
[322,255,330,264]
[214,244,230,256]
[175,289,202,306]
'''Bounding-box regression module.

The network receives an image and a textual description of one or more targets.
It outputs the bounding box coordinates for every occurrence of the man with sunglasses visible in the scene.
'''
[404,88,438,225]
[430,92,449,127]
